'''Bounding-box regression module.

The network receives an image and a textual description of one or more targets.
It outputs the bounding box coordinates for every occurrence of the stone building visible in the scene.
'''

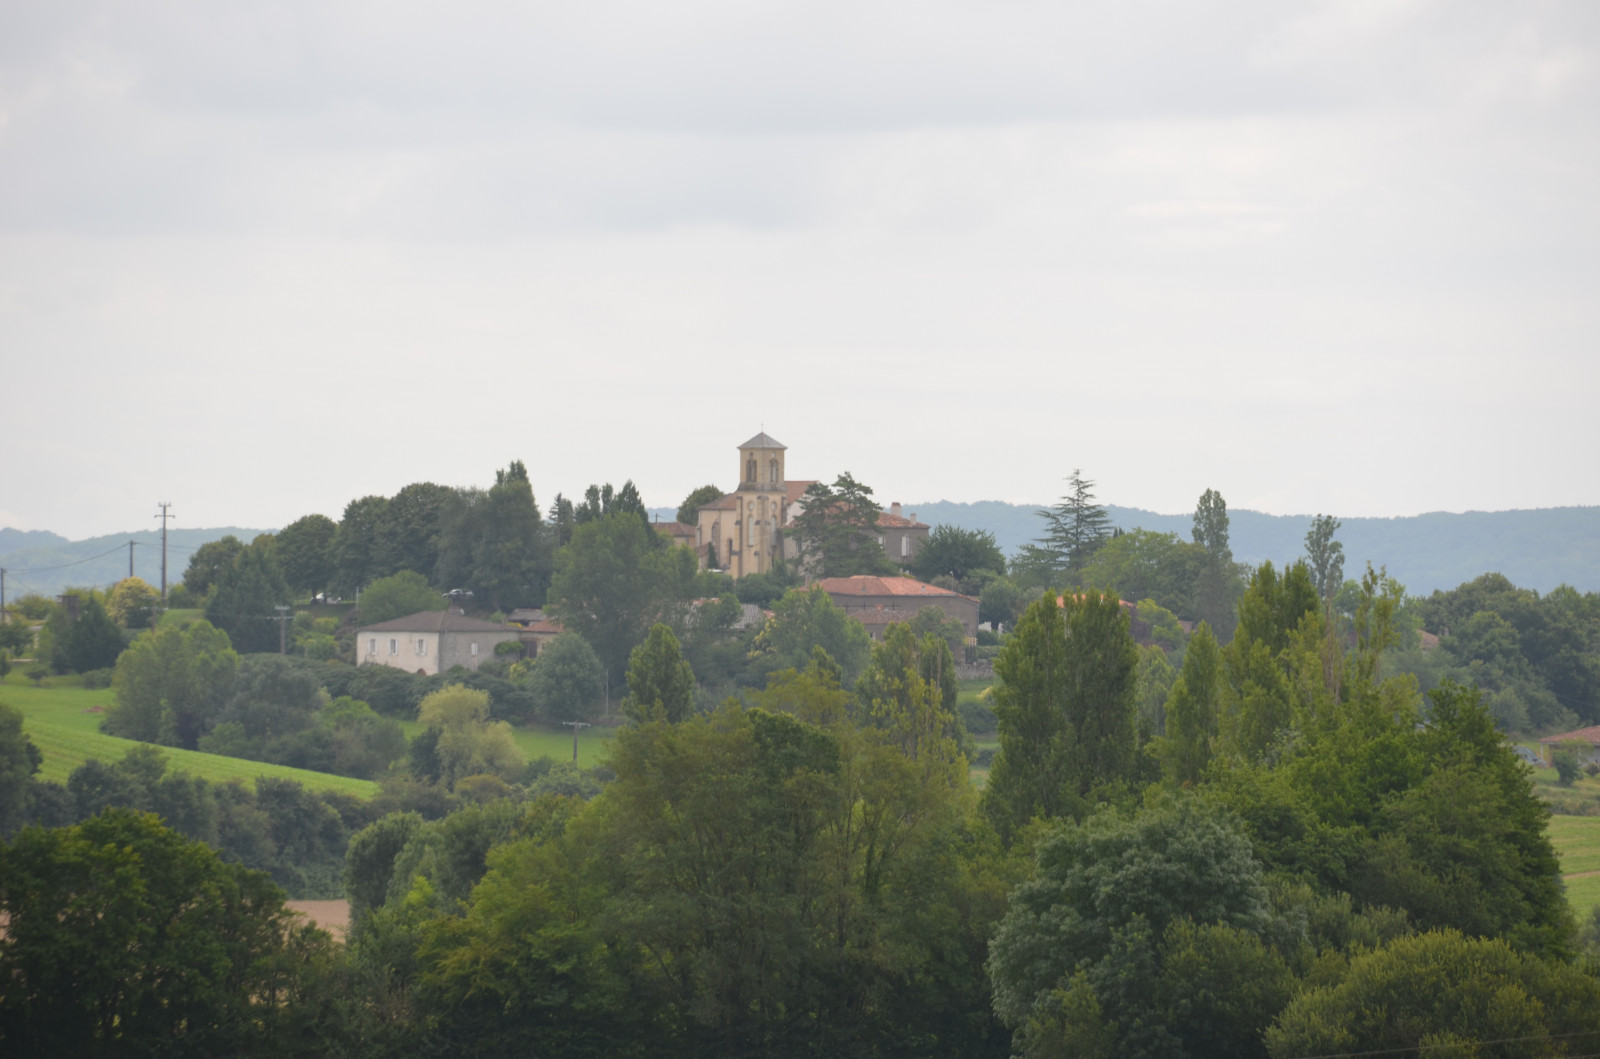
[693,432,928,579]
[356,610,521,675]
[817,575,980,645]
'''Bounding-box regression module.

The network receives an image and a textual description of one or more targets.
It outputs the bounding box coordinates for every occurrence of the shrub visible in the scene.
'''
[79,668,114,689]
[1553,748,1582,787]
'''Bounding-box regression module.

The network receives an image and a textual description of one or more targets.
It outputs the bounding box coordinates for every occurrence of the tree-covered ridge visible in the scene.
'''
[897,501,1600,595]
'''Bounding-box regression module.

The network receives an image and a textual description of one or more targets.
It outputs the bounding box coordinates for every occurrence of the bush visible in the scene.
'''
[26,665,49,686]
[79,668,114,689]
[959,698,997,735]
[1554,748,1582,787]
[1585,763,1600,779]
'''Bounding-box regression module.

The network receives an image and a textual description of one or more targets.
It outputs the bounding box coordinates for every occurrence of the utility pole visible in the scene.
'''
[1,567,7,622]
[274,605,292,654]
[154,503,174,602]
[128,541,136,580]
[562,720,591,763]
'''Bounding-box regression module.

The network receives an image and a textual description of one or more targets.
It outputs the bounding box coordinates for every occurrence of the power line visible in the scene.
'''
[6,544,130,575]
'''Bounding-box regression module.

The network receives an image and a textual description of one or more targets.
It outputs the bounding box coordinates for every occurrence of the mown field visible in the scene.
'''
[1,668,615,793]
[2,671,379,796]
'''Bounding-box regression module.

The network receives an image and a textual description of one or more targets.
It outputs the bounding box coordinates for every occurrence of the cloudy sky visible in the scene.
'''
[2,0,1596,540]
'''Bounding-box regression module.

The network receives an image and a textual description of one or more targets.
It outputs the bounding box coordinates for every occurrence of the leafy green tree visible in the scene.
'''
[357,569,445,626]
[0,808,339,1055]
[198,653,326,757]
[1218,561,1321,762]
[1193,488,1240,640]
[275,513,339,598]
[103,619,238,748]
[416,704,1002,1055]
[908,603,967,657]
[750,584,873,685]
[344,810,425,920]
[181,534,245,597]
[549,510,700,686]
[1265,929,1600,1059]
[911,524,1006,582]
[205,537,290,654]
[1132,645,1177,737]
[526,631,605,722]
[988,797,1289,1059]
[435,460,552,610]
[547,491,576,546]
[0,618,32,656]
[416,684,524,786]
[1156,622,1224,786]
[854,623,964,764]
[52,593,125,673]
[1303,514,1344,605]
[984,590,1140,838]
[1030,469,1113,583]
[377,482,463,583]
[788,471,895,578]
[980,576,1024,631]
[621,623,697,723]
[677,483,725,525]
[573,479,652,531]
[1077,529,1207,620]
[106,576,160,629]
[333,494,390,596]
[0,702,42,835]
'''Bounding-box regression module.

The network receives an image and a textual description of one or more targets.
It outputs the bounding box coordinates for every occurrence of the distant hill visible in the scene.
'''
[0,527,272,601]
[900,502,1600,597]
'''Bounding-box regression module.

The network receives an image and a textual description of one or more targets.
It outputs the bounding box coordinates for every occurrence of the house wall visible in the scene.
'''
[828,592,980,642]
[361,631,442,675]
[440,630,522,671]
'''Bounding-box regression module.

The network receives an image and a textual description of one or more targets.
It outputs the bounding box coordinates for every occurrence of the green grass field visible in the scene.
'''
[1,671,378,797]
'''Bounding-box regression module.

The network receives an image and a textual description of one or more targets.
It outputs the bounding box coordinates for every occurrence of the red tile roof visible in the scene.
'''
[878,511,928,529]
[815,575,976,601]
[1539,726,1600,746]
[785,480,819,507]
[654,521,697,539]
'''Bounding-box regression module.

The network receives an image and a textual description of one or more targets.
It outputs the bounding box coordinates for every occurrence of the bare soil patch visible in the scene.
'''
[286,899,350,939]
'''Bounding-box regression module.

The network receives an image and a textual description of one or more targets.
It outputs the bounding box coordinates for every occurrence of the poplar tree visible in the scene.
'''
[984,589,1139,839]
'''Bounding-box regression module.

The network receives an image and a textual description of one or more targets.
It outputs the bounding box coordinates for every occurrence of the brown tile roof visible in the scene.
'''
[816,576,977,602]
[698,492,739,512]
[358,610,514,634]
[1539,726,1600,746]
[654,521,697,540]
[785,480,819,507]
[520,620,565,635]
[878,511,928,529]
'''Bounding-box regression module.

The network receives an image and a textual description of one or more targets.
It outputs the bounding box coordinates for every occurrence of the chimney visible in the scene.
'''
[891,501,902,518]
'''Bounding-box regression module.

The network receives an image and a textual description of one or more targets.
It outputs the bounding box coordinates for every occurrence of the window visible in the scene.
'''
[368,638,376,655]
[900,535,909,557]
[470,642,479,657]
[417,639,427,656]
[388,638,398,655]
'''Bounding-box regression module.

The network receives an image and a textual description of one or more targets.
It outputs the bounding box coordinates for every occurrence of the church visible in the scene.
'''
[690,432,929,579]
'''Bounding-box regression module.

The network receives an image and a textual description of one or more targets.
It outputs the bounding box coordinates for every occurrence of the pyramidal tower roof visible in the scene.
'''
[738,432,786,450]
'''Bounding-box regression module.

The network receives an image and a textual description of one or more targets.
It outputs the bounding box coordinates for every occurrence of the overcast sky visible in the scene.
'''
[3,0,1596,540]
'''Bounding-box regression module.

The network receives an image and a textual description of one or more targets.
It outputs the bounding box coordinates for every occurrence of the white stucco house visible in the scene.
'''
[356,610,522,675]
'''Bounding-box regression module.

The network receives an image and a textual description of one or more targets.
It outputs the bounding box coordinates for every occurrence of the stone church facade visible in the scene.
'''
[692,432,928,579]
